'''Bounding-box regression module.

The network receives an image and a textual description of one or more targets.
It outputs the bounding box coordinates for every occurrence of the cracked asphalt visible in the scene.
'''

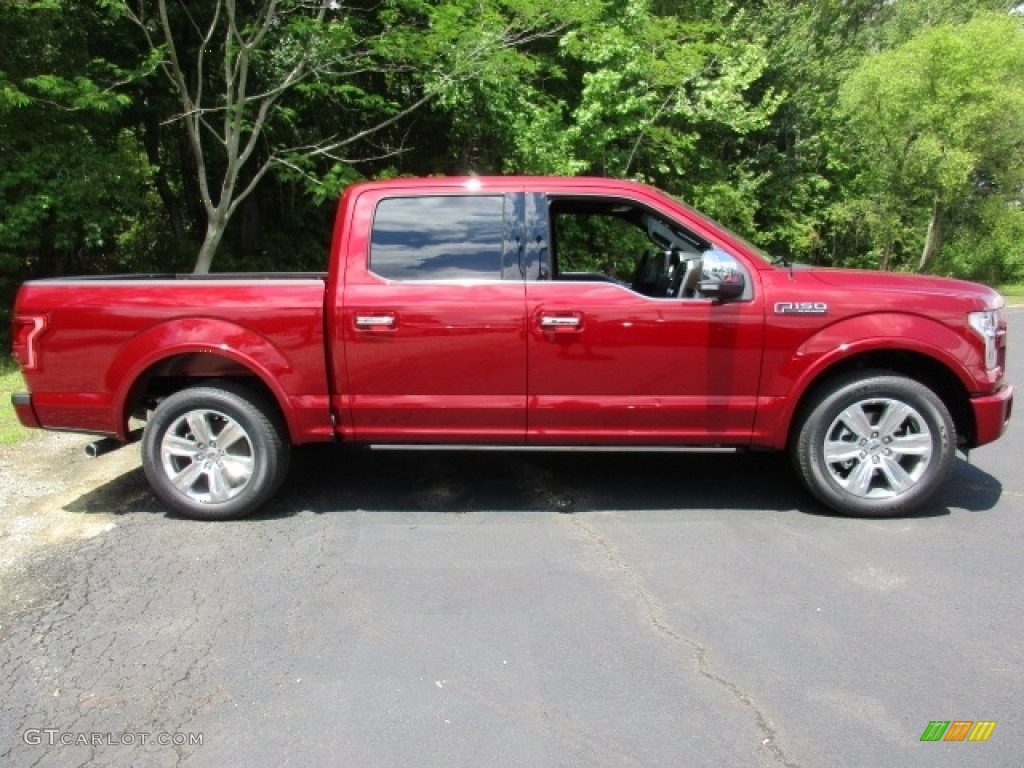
[2,309,1022,767]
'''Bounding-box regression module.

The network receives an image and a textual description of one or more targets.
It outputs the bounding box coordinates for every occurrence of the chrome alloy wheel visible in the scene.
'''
[822,397,933,499]
[159,408,255,504]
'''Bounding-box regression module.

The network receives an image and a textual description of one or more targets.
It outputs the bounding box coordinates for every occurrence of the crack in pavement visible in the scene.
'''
[566,515,802,768]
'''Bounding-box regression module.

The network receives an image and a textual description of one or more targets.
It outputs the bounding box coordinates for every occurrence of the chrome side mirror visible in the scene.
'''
[698,272,746,302]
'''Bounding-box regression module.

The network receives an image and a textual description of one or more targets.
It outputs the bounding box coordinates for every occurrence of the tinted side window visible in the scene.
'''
[370,196,505,280]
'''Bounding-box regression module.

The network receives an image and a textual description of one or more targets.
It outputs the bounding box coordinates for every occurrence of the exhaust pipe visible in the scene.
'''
[85,428,144,458]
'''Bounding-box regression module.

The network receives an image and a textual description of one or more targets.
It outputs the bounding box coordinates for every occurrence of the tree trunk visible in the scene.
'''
[918,196,942,273]
[193,212,228,274]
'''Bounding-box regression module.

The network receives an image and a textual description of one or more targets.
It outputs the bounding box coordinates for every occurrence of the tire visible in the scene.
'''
[142,381,290,520]
[792,371,955,517]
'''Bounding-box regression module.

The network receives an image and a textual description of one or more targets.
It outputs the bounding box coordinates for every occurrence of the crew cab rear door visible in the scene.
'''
[525,190,765,445]
[335,187,528,442]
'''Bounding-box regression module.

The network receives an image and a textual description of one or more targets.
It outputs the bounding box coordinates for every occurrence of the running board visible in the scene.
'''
[368,444,740,454]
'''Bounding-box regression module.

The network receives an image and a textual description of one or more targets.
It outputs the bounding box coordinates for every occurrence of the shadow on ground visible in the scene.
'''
[63,445,1003,520]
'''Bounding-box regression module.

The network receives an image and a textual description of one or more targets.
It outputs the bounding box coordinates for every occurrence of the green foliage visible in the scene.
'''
[0,0,1023,290]
[0,1,154,280]
[537,1,778,179]
[738,0,883,262]
[838,10,1024,271]
[875,0,1017,46]
[936,200,1024,285]
[997,283,1024,304]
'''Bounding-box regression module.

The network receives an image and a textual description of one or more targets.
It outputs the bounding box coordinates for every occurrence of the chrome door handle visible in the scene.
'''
[539,315,582,329]
[354,313,396,329]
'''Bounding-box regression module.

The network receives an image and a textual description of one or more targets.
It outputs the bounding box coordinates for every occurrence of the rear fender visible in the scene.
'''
[108,318,297,441]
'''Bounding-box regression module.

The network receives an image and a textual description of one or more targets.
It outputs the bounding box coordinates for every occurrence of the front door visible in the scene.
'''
[526,194,765,445]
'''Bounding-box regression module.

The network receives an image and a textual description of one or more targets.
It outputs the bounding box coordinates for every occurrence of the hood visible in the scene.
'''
[797,267,1003,309]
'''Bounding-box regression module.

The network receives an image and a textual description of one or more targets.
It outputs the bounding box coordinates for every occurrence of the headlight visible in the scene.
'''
[968,308,1001,370]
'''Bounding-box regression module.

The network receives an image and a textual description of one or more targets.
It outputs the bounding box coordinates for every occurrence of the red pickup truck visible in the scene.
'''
[10,176,1013,520]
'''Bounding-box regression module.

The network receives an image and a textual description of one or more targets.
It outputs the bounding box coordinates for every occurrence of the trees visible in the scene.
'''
[497,0,780,231]
[116,0,387,273]
[0,1,159,347]
[1,0,1023,288]
[113,0,581,273]
[839,11,1024,273]
[1,1,145,276]
[734,0,888,265]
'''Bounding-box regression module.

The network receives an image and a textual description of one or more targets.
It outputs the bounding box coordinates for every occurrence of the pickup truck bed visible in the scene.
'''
[12,274,333,443]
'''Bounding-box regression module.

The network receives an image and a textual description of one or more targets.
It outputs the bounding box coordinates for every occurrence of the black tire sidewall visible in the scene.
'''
[142,383,287,520]
[794,373,955,517]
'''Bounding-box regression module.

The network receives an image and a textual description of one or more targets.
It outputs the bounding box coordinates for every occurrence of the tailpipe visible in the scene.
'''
[85,428,144,458]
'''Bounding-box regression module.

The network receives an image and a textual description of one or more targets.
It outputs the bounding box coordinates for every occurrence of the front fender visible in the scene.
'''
[758,312,981,449]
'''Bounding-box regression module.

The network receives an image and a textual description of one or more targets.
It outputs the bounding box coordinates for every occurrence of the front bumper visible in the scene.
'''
[11,393,41,429]
[969,384,1013,448]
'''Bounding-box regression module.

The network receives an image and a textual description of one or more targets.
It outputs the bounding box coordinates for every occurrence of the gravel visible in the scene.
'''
[0,432,136,578]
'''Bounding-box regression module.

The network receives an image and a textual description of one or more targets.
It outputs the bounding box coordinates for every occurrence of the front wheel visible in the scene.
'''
[142,382,290,520]
[792,372,955,517]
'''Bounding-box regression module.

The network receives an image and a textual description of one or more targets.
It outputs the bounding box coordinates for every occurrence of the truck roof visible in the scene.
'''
[344,175,670,197]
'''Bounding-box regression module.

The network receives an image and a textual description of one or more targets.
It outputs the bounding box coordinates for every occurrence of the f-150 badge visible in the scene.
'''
[774,301,828,314]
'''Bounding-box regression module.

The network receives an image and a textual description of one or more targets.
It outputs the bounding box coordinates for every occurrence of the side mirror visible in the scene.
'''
[697,272,745,302]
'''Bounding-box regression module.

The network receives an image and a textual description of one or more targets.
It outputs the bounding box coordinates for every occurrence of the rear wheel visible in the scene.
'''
[792,371,955,517]
[142,381,290,520]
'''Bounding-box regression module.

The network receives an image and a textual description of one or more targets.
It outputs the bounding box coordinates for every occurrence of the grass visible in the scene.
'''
[998,284,1024,304]
[0,358,29,446]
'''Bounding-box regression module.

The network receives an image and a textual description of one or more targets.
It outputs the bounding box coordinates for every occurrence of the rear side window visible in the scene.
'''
[370,196,505,280]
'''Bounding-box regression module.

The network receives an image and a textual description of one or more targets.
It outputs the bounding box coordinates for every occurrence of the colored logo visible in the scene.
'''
[920,721,997,742]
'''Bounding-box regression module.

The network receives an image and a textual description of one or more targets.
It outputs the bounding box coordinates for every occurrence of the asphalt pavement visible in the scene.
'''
[2,309,1022,768]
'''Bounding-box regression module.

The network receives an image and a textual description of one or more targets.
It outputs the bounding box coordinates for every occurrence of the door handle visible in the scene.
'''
[539,313,583,331]
[354,313,396,329]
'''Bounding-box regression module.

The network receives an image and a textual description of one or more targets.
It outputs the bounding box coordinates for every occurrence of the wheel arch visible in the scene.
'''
[785,349,974,452]
[108,319,297,442]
